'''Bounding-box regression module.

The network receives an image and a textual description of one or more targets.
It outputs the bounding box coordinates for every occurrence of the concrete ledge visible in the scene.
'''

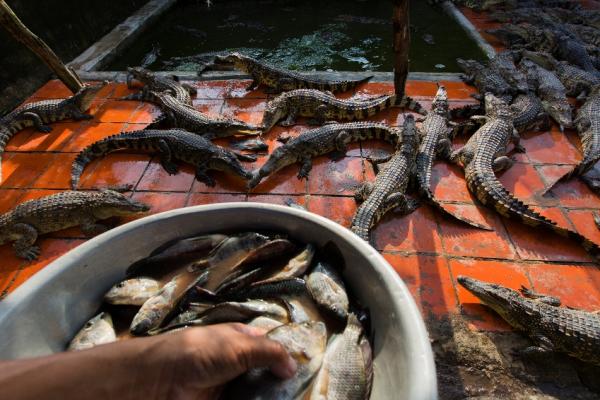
[69,0,177,71]
[77,70,464,83]
[441,1,496,59]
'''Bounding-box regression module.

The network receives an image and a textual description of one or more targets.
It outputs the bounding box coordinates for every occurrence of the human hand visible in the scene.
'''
[140,323,297,400]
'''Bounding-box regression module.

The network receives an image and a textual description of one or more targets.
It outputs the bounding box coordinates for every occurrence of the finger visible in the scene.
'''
[228,323,267,337]
[239,336,297,380]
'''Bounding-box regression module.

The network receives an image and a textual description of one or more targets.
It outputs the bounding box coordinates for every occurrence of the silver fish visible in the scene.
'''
[130,275,185,335]
[68,312,116,351]
[104,277,161,306]
[261,244,315,283]
[222,321,327,400]
[307,314,373,400]
[247,316,285,331]
[306,261,349,321]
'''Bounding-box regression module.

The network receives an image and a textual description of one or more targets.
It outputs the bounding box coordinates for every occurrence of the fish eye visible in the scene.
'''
[116,282,125,288]
[84,321,94,328]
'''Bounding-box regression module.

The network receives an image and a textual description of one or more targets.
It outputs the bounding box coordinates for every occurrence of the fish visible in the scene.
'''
[306,261,349,321]
[68,312,117,351]
[260,244,315,283]
[126,234,228,277]
[225,277,308,301]
[307,314,373,400]
[247,316,285,331]
[230,138,269,152]
[154,299,289,334]
[103,277,161,306]
[222,321,327,400]
[141,43,161,68]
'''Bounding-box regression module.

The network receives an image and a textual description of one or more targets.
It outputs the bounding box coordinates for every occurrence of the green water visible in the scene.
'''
[108,0,486,73]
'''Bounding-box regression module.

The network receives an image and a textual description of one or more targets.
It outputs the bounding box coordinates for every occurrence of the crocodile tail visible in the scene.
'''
[468,166,600,260]
[351,198,382,242]
[394,96,428,115]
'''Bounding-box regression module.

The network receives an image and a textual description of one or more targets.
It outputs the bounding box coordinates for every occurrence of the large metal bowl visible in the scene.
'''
[0,203,437,399]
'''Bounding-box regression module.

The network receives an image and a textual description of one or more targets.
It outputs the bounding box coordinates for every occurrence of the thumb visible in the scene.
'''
[238,335,297,380]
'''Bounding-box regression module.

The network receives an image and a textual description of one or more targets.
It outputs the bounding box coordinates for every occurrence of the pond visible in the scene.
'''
[107,0,486,73]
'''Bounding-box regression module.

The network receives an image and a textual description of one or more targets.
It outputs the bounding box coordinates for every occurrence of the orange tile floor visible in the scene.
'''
[1,77,600,339]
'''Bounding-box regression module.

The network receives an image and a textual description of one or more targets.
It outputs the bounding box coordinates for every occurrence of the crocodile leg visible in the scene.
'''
[354,182,375,203]
[492,156,514,173]
[68,106,95,121]
[155,139,178,175]
[10,223,40,260]
[80,215,109,236]
[520,286,562,306]
[196,165,216,187]
[297,156,313,180]
[521,335,555,359]
[20,112,52,133]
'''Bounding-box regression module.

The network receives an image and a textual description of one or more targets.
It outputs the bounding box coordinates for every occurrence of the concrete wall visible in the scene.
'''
[0,0,148,113]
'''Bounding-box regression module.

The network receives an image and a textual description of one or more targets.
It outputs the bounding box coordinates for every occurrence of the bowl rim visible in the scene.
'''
[0,202,437,399]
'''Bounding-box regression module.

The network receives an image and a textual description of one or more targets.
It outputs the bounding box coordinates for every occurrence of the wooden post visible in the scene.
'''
[0,0,83,93]
[392,0,410,98]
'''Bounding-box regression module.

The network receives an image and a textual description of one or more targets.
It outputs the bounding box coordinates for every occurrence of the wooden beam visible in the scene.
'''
[0,0,83,93]
[392,0,410,98]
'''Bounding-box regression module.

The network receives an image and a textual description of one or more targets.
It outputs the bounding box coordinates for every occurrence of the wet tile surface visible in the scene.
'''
[2,77,600,346]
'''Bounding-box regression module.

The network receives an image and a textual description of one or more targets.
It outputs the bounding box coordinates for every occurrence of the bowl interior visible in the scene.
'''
[0,203,436,399]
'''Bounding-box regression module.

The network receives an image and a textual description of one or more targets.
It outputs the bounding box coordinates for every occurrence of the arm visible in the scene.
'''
[0,323,296,400]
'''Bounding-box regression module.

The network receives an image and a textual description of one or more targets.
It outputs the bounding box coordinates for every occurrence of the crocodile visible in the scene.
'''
[450,93,600,261]
[0,83,106,177]
[351,115,419,242]
[71,129,253,189]
[565,23,600,48]
[124,66,196,106]
[247,122,401,189]
[148,91,261,139]
[520,58,573,131]
[213,52,372,93]
[543,86,600,194]
[416,85,492,231]
[489,51,529,94]
[456,58,514,102]
[522,51,600,100]
[261,89,426,133]
[457,276,600,366]
[0,190,149,260]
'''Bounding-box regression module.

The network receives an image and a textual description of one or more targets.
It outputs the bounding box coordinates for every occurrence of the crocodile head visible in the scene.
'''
[484,93,514,120]
[92,190,150,219]
[457,276,525,329]
[213,52,247,70]
[431,85,449,116]
[73,81,108,112]
[210,150,253,182]
[456,58,484,74]
[261,95,288,133]
[126,66,154,88]
[247,146,292,189]
[541,99,573,132]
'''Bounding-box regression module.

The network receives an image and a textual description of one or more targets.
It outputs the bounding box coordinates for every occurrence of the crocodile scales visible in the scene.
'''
[71,129,252,189]
[149,91,260,139]
[456,58,514,102]
[0,83,105,177]
[416,85,491,230]
[450,93,600,261]
[247,122,400,189]
[0,190,149,260]
[124,67,196,105]
[214,52,372,93]
[261,89,427,133]
[458,276,600,366]
[351,115,418,242]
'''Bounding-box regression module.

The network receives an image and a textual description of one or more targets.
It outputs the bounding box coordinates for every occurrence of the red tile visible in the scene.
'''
[108,83,137,99]
[247,194,307,208]
[4,129,35,152]
[0,189,25,214]
[527,263,600,311]
[355,82,393,97]
[127,192,188,220]
[373,205,444,254]
[193,80,231,100]
[383,253,458,319]
[245,153,308,195]
[227,80,269,99]
[15,122,81,152]
[62,122,129,152]
[31,153,77,189]
[136,159,195,192]
[449,258,531,331]
[30,80,72,99]
[537,165,600,209]
[192,99,225,118]
[439,208,517,259]
[497,163,557,207]
[78,154,150,189]
[190,166,252,194]
[435,202,494,231]
[504,206,591,263]
[520,130,581,165]
[308,157,364,196]
[441,81,479,101]
[187,193,247,207]
[221,98,265,126]
[94,100,139,123]
[565,209,600,247]
[0,152,53,188]
[430,162,476,203]
[405,81,438,98]
[306,195,356,228]
[129,102,161,124]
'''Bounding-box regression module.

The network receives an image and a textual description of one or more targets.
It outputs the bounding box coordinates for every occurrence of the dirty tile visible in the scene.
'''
[0,152,54,188]
[78,154,150,190]
[129,102,162,124]
[441,81,479,100]
[308,157,364,196]
[434,203,494,231]
[227,80,269,99]
[306,195,357,228]
[0,189,26,213]
[136,160,195,192]
[109,83,138,99]
[430,162,476,203]
[527,263,600,311]
[497,163,557,207]
[193,80,232,100]
[221,98,266,126]
[15,122,82,152]
[537,165,600,209]
[247,194,307,208]
[187,193,247,207]
[360,140,393,159]
[438,209,517,259]
[4,129,36,152]
[383,253,458,319]
[31,153,77,189]
[449,258,531,331]
[191,99,225,118]
[62,122,129,152]
[504,206,591,263]
[355,82,394,97]
[374,205,444,254]
[520,129,581,165]
[566,209,600,247]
